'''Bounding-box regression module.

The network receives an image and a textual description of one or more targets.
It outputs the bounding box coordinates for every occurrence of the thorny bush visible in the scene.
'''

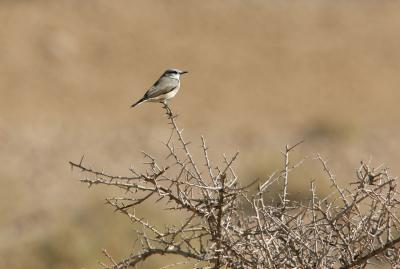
[70,104,400,269]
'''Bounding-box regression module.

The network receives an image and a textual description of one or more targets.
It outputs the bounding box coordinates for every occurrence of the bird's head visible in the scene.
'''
[164,68,188,79]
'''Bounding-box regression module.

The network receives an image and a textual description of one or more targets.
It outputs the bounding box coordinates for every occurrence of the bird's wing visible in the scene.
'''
[144,76,179,99]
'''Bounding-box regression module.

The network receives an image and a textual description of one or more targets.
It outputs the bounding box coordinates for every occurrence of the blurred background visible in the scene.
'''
[1,0,400,268]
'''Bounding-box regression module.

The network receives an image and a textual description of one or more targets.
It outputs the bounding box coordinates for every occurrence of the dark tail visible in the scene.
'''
[131,97,147,108]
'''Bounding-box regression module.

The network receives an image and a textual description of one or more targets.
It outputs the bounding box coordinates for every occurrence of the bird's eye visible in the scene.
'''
[165,70,179,75]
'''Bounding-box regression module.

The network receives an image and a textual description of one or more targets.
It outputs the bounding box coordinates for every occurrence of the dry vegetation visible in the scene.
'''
[1,1,400,268]
[71,104,400,268]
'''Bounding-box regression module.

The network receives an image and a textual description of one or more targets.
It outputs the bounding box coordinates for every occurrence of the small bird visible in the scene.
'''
[131,68,188,108]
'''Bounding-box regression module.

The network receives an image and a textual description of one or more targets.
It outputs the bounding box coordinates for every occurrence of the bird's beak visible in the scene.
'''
[180,71,188,75]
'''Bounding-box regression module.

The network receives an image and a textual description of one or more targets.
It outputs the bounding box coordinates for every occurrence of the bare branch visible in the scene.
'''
[70,103,400,269]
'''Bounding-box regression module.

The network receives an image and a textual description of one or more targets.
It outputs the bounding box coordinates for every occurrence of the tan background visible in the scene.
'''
[1,1,399,268]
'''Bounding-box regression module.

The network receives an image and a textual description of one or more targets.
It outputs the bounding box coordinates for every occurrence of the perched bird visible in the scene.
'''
[131,68,188,108]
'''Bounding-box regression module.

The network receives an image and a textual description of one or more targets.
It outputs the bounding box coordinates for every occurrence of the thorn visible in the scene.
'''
[69,161,74,171]
[287,139,305,152]
[79,154,85,166]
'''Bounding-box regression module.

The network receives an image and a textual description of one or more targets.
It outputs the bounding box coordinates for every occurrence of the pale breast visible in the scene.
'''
[164,85,180,99]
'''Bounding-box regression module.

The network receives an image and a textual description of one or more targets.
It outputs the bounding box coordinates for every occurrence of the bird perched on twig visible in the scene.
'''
[131,68,188,108]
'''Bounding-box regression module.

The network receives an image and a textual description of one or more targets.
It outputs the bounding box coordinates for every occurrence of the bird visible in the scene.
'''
[131,68,188,108]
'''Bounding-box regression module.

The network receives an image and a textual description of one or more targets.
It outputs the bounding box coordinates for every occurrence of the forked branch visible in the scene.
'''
[71,103,400,269]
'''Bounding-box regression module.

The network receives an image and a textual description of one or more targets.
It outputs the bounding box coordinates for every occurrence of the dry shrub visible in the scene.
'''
[71,104,400,269]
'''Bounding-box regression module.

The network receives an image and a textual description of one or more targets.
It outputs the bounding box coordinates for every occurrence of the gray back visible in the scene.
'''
[145,75,179,98]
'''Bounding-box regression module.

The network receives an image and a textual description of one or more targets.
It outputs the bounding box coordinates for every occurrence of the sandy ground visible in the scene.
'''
[1,1,399,268]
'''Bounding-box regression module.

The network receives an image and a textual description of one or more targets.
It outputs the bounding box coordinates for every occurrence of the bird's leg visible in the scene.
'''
[161,100,168,111]
[161,101,173,119]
